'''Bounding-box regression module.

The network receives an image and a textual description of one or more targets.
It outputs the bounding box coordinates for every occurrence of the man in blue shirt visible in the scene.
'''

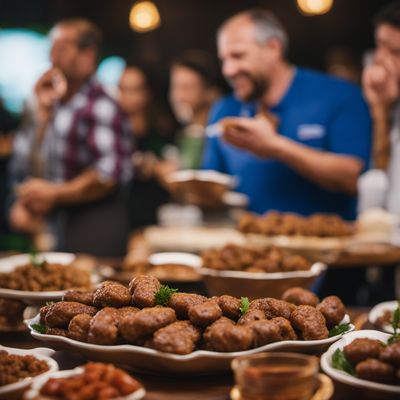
[203,9,372,220]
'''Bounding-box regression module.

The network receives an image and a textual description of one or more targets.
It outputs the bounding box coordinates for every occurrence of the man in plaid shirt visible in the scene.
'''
[9,19,133,256]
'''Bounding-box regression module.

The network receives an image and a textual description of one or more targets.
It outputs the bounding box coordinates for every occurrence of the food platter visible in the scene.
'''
[0,345,58,400]
[24,367,146,400]
[26,314,353,375]
[0,252,98,304]
[320,330,400,395]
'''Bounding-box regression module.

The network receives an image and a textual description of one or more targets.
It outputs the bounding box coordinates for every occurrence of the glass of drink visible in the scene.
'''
[231,352,319,400]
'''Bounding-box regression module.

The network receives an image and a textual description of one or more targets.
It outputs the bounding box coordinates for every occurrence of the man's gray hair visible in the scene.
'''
[219,9,289,54]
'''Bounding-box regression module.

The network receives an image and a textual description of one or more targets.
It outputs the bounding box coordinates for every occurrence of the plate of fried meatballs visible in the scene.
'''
[369,301,398,334]
[26,276,352,374]
[0,252,97,304]
[321,330,400,394]
[200,244,326,298]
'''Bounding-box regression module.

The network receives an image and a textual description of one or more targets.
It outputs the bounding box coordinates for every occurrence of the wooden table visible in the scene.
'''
[3,308,395,400]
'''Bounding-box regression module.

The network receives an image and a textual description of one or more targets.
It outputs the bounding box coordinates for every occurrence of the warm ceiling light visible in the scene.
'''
[129,1,161,33]
[296,0,333,16]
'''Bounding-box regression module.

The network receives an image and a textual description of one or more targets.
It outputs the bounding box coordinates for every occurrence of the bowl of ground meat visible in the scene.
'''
[321,330,400,397]
[200,244,326,298]
[0,345,58,400]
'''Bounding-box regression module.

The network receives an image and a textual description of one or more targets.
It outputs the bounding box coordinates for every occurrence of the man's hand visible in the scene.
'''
[221,115,282,158]
[34,68,67,125]
[17,178,59,215]
[362,54,399,109]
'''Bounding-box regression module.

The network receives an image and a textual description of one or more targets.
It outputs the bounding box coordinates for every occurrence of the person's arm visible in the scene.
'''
[370,105,391,170]
[221,107,368,195]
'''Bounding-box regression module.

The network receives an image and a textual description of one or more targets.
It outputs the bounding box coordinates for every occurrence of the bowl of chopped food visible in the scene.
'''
[199,244,326,299]
[0,252,98,305]
[321,330,400,398]
[24,362,145,400]
[0,346,58,400]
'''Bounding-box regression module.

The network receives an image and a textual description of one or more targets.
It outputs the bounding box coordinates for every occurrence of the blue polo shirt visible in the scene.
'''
[202,68,372,220]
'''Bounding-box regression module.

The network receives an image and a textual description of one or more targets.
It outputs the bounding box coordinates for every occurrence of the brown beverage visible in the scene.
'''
[232,352,318,400]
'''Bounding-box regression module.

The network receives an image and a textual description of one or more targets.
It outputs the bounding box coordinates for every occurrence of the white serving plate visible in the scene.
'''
[0,252,98,304]
[26,314,353,375]
[24,367,146,400]
[320,330,400,395]
[149,252,202,269]
[0,345,58,400]
[368,300,398,333]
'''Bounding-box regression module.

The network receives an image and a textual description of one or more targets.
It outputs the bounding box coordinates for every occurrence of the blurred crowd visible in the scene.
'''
[1,1,400,276]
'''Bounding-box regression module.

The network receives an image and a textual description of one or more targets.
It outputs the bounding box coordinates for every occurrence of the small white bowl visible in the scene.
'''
[368,300,398,333]
[0,345,58,400]
[24,367,146,400]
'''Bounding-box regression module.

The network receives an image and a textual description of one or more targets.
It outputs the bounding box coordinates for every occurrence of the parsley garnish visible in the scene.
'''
[31,323,47,334]
[331,348,355,376]
[329,323,351,337]
[239,297,250,316]
[29,246,46,268]
[388,300,400,344]
[154,285,178,306]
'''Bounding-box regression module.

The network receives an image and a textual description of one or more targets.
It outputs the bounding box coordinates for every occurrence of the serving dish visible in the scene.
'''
[0,345,58,400]
[320,330,400,396]
[26,314,353,375]
[368,300,398,333]
[0,252,99,305]
[24,367,146,400]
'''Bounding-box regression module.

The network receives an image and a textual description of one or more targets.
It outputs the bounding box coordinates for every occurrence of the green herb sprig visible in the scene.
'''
[29,246,46,268]
[31,323,47,334]
[331,348,356,376]
[154,285,178,306]
[329,323,351,338]
[388,300,400,344]
[239,297,250,316]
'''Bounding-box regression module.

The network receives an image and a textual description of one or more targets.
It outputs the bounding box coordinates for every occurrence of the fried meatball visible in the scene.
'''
[62,290,94,306]
[46,328,68,337]
[290,305,328,340]
[129,275,161,308]
[45,302,97,328]
[88,307,120,345]
[317,296,346,328]
[281,287,319,307]
[39,304,52,325]
[148,321,201,355]
[116,306,140,321]
[188,300,222,327]
[380,342,400,367]
[343,338,383,365]
[249,320,282,347]
[238,310,266,325]
[168,293,207,319]
[356,358,395,384]
[67,313,92,342]
[204,319,253,352]
[119,306,176,343]
[281,255,311,271]
[93,281,131,308]
[250,298,296,320]
[271,317,298,340]
[217,295,241,320]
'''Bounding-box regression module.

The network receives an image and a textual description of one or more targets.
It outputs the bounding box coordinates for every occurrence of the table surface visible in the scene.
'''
[2,308,396,400]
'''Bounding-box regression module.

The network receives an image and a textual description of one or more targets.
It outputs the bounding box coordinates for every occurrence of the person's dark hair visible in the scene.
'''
[53,18,102,57]
[218,9,288,55]
[171,50,218,88]
[374,1,400,29]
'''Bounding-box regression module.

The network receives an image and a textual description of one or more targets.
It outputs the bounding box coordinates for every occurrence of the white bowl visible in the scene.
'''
[320,330,400,395]
[167,169,236,187]
[24,367,146,400]
[0,345,58,400]
[149,252,202,269]
[368,300,398,334]
[0,252,98,305]
[26,314,352,375]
